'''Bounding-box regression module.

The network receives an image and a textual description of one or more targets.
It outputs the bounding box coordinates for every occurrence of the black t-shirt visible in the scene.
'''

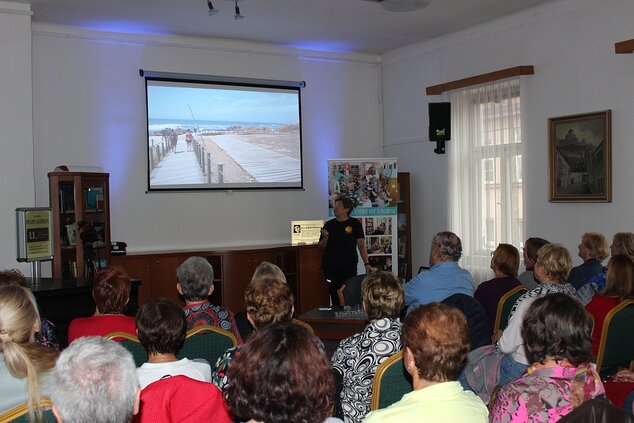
[321,217,364,271]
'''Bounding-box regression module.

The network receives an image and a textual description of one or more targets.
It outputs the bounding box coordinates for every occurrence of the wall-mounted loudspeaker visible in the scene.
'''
[428,102,451,141]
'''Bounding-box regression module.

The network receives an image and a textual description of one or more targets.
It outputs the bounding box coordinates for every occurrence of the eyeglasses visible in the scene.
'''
[490,251,495,257]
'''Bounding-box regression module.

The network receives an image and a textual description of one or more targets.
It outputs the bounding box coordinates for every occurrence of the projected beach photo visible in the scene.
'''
[146,80,302,190]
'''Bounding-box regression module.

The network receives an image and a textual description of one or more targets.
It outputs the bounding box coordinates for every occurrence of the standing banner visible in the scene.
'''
[327,158,398,274]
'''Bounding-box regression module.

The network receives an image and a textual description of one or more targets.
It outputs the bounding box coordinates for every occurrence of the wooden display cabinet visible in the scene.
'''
[397,172,412,281]
[48,172,111,279]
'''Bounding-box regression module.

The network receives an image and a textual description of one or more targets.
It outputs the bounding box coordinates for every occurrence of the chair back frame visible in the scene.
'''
[370,350,411,411]
[595,299,634,371]
[493,286,528,332]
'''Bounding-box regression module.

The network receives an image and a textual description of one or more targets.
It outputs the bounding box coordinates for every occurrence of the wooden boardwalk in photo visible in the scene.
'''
[212,134,301,182]
[150,138,205,185]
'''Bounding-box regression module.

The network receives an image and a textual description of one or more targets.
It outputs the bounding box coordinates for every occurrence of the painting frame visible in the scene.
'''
[548,110,611,203]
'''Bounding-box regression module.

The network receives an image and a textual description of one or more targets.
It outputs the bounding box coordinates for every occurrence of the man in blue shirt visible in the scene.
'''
[405,231,474,314]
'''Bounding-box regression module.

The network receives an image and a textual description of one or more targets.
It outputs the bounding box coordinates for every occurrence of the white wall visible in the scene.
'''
[382,0,634,273]
[31,26,382,256]
[0,3,34,272]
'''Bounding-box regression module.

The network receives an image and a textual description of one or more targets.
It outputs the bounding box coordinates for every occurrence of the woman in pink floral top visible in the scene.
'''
[490,293,604,422]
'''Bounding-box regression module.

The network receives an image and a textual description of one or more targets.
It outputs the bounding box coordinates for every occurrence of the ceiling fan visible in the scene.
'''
[362,0,430,12]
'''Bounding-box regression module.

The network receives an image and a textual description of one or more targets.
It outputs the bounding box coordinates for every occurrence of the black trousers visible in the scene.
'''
[323,267,357,307]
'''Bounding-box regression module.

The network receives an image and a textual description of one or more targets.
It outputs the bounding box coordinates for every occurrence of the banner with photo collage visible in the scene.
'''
[327,158,398,274]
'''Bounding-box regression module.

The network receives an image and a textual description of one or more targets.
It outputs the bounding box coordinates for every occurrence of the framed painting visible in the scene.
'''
[548,110,611,202]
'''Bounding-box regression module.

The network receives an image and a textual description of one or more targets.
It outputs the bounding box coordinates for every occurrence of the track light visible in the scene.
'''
[207,0,218,15]
[234,1,244,19]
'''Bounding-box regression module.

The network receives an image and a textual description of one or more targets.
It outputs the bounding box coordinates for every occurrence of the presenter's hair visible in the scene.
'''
[492,244,520,278]
[245,265,293,329]
[92,267,131,314]
[361,271,404,320]
[335,195,354,215]
[432,231,462,261]
[176,256,214,301]
[522,293,593,366]
[403,303,469,382]
[52,337,138,423]
[226,323,334,423]
[136,298,186,355]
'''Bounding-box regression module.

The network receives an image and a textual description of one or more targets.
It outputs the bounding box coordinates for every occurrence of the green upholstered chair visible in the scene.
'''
[104,331,147,367]
[0,399,56,422]
[176,324,237,366]
[370,351,412,411]
[595,299,634,375]
[493,286,528,332]
[338,274,366,307]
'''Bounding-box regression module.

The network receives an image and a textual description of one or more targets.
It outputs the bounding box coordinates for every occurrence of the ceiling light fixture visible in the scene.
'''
[207,0,218,15]
[234,1,244,19]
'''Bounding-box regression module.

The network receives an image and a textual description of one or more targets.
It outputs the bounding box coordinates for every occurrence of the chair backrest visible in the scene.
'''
[595,299,634,373]
[292,318,314,333]
[441,293,491,350]
[176,324,237,365]
[104,331,147,367]
[370,351,412,411]
[339,274,366,307]
[557,398,633,423]
[0,399,56,423]
[493,286,528,332]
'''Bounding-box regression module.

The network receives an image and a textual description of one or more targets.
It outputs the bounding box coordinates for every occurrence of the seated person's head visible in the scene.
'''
[535,243,572,284]
[611,232,634,258]
[603,254,634,300]
[491,243,520,278]
[176,257,214,302]
[580,232,609,262]
[361,271,404,320]
[245,265,293,329]
[52,337,139,423]
[251,261,286,284]
[136,299,186,355]
[523,237,549,268]
[431,231,462,262]
[522,293,593,367]
[92,267,131,314]
[0,269,27,287]
[226,323,334,423]
[403,303,470,383]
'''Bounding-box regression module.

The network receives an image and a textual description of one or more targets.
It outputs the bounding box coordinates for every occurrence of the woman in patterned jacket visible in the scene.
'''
[331,271,404,423]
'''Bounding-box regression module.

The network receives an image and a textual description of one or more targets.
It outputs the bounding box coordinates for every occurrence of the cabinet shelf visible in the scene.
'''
[49,172,111,279]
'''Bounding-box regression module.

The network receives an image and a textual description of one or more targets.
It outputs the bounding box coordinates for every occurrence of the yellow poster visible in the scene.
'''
[25,210,52,261]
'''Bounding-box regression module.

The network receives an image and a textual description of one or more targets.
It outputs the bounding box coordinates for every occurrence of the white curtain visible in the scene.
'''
[448,78,523,285]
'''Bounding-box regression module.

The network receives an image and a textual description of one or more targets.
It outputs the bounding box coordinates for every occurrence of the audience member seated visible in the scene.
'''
[67,267,136,344]
[604,370,634,419]
[517,237,549,290]
[404,231,473,314]
[490,293,605,422]
[211,262,293,390]
[331,271,404,422]
[585,254,634,356]
[0,269,59,350]
[611,232,634,258]
[568,232,608,290]
[364,303,488,423]
[176,256,242,343]
[136,298,211,389]
[0,285,58,420]
[474,243,522,334]
[226,322,342,423]
[51,337,140,423]
[134,375,231,423]
[461,243,577,397]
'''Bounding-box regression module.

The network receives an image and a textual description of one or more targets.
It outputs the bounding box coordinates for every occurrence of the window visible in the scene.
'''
[449,78,523,283]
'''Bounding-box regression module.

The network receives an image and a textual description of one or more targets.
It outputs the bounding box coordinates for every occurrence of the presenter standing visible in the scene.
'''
[319,195,373,306]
